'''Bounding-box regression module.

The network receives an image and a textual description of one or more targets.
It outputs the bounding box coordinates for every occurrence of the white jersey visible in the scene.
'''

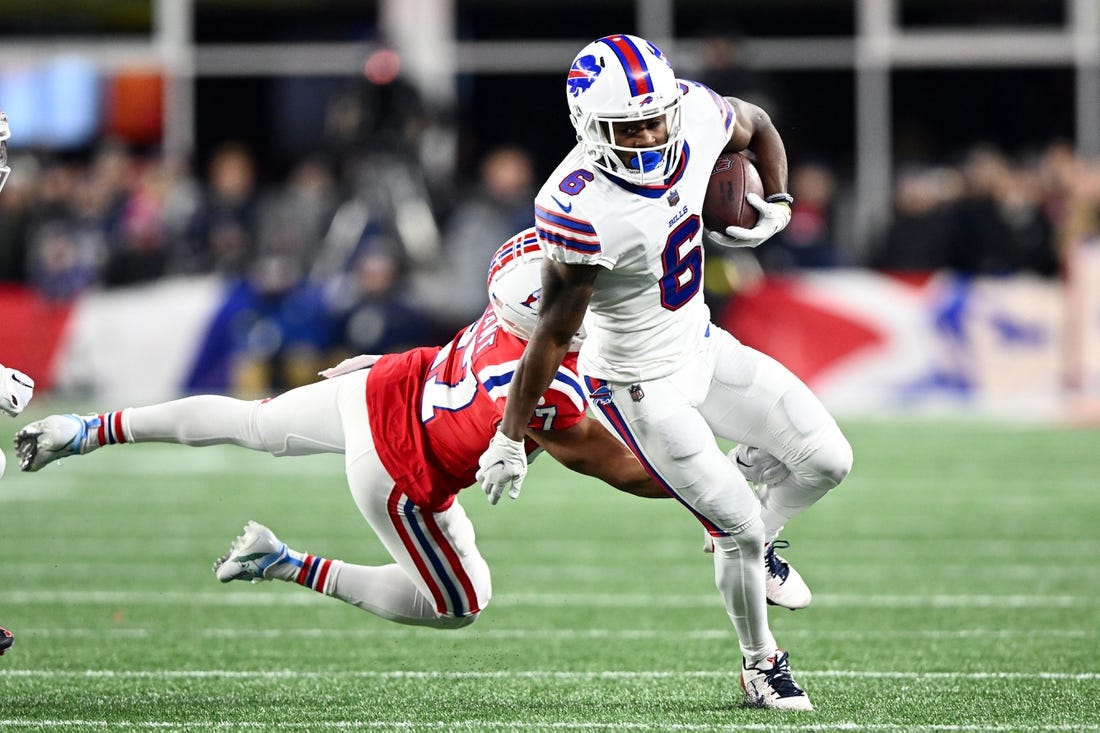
[535,81,735,382]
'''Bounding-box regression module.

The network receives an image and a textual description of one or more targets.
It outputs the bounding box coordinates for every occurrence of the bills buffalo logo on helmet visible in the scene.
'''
[521,289,541,310]
[567,54,602,97]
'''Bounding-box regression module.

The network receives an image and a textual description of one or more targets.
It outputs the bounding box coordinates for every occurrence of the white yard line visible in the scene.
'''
[15,627,1097,641]
[0,722,1095,731]
[4,669,1099,681]
[3,590,1094,608]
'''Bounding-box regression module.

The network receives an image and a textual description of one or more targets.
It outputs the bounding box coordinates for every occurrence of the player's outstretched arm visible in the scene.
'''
[477,259,598,505]
[500,260,598,440]
[528,417,668,499]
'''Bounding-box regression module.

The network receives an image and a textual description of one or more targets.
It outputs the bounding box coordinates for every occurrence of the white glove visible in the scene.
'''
[705,193,792,249]
[318,354,383,379]
[0,365,34,417]
[476,430,528,505]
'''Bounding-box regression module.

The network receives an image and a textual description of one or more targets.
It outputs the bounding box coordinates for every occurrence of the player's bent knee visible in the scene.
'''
[810,431,853,490]
[829,437,854,486]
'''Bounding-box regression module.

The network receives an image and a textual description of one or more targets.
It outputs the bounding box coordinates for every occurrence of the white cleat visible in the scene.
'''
[213,521,290,584]
[702,530,811,610]
[741,650,813,710]
[14,414,99,472]
[765,540,812,610]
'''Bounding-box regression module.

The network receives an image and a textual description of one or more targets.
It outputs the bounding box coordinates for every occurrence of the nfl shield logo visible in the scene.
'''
[667,189,680,207]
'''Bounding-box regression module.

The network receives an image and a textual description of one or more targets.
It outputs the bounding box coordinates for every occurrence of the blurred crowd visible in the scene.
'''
[865,140,1096,278]
[3,109,1100,395]
[0,125,541,394]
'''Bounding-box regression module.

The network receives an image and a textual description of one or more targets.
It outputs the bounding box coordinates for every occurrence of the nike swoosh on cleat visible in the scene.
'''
[735,456,751,468]
[233,552,271,563]
[550,196,573,213]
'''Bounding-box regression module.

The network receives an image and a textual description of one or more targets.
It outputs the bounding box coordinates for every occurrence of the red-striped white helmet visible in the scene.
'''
[486,229,584,350]
[566,34,683,185]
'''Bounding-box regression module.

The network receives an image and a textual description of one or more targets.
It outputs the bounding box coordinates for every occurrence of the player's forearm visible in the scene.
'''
[747,125,788,197]
[724,97,788,196]
[501,262,594,440]
[594,451,668,498]
[529,418,668,499]
[499,340,570,440]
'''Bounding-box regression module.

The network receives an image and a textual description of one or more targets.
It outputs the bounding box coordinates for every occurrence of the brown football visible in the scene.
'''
[703,152,764,231]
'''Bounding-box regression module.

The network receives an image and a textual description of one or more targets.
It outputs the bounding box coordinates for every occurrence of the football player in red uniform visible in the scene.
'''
[16,229,661,628]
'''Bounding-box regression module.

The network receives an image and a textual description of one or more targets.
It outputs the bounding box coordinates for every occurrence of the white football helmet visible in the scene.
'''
[486,229,584,350]
[566,34,684,186]
[0,111,10,195]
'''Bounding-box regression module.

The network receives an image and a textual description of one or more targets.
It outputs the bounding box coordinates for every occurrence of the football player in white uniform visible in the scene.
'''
[477,34,853,710]
[0,108,38,654]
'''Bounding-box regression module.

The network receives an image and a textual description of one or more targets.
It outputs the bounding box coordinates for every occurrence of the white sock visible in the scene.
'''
[759,477,831,542]
[711,518,777,661]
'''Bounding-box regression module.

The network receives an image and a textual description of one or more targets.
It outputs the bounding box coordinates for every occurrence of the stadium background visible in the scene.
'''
[2,0,1099,417]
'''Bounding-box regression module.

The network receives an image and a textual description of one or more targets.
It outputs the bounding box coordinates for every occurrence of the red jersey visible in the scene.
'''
[365,307,588,511]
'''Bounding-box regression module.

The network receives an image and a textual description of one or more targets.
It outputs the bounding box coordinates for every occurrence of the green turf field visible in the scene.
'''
[0,408,1097,731]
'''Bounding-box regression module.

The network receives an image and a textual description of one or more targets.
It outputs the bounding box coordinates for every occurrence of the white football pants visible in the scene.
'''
[124,371,491,629]
[586,323,852,660]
